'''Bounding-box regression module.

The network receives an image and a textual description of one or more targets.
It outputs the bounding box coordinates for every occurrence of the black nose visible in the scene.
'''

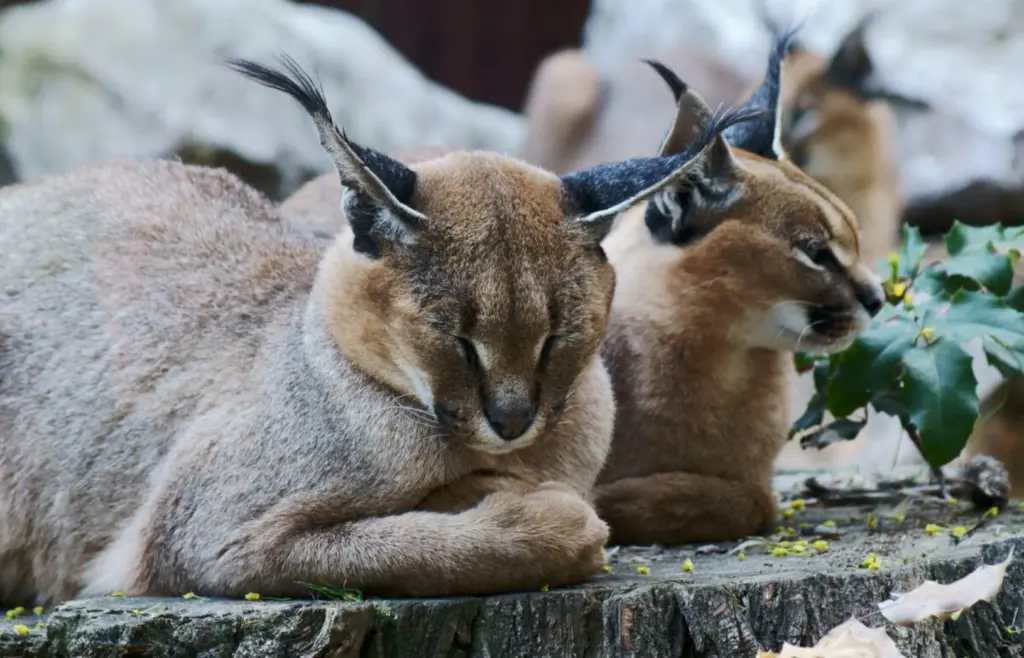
[484,400,538,441]
[856,283,885,317]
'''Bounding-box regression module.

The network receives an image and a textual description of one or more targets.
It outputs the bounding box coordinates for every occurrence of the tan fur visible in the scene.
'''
[768,47,904,265]
[0,147,625,603]
[281,146,453,236]
[588,43,885,545]
[595,164,881,545]
[518,50,603,176]
[2,48,751,603]
[517,48,747,175]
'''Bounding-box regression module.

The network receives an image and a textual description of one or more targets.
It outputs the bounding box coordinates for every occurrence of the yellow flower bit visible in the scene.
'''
[1018,501,1024,509]
[244,592,261,601]
[540,584,549,592]
[636,566,650,576]
[812,540,829,552]
[788,499,806,511]
[682,559,695,573]
[774,525,786,535]
[920,327,934,341]
[891,282,907,298]
[6,606,25,619]
[108,591,125,598]
[822,520,836,528]
[13,624,29,637]
[737,552,747,561]
[860,553,882,571]
[893,512,906,523]
[986,506,1000,518]
[785,526,797,536]
[886,253,900,268]
[950,608,964,621]
[951,526,968,538]
[772,547,790,557]
[182,592,200,600]
[782,508,795,520]
[32,606,44,616]
[925,523,942,536]
[602,565,613,574]
[903,292,914,305]
[868,515,879,530]
[777,540,792,548]
[791,541,808,551]
[799,523,812,530]
[947,497,959,505]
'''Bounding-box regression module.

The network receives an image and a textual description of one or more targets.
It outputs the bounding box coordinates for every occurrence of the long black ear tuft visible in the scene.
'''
[825,13,876,97]
[643,59,736,172]
[754,0,808,54]
[722,29,798,161]
[560,104,763,245]
[226,54,426,257]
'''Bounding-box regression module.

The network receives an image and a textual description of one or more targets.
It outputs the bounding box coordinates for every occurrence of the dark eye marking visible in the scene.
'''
[802,241,842,273]
[456,337,480,372]
[539,335,559,365]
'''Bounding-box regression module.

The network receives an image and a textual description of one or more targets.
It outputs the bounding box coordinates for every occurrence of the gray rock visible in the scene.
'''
[582,0,1024,230]
[0,0,523,199]
[4,490,1023,657]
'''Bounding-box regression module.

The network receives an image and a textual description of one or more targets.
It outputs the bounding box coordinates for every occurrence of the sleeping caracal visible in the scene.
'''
[0,55,761,603]
[593,33,886,545]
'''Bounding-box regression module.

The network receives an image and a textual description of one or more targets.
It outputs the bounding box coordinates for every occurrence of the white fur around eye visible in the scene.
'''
[396,359,434,410]
[792,247,825,272]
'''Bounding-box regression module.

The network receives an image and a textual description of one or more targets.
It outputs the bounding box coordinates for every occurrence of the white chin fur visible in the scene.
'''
[750,302,873,354]
[467,416,540,455]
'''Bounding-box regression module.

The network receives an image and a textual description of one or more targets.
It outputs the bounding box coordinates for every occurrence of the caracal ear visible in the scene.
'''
[227,55,429,258]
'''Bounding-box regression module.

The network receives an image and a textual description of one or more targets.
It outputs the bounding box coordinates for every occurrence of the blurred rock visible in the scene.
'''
[0,0,523,199]
[582,0,1024,232]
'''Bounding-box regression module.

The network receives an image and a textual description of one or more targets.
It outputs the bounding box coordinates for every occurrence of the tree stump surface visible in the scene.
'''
[5,469,1024,657]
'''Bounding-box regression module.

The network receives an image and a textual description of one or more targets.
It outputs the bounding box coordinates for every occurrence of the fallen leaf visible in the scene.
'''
[759,617,905,658]
[878,548,1014,626]
[774,632,880,657]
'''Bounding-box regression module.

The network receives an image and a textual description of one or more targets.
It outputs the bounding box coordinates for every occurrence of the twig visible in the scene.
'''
[904,426,947,496]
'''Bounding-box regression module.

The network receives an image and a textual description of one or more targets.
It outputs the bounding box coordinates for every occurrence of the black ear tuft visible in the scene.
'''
[642,59,687,102]
[560,104,762,246]
[826,14,876,97]
[722,29,798,160]
[228,54,426,258]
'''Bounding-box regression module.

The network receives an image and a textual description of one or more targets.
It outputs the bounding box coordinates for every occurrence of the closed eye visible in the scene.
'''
[539,334,560,367]
[793,244,841,274]
[456,337,480,372]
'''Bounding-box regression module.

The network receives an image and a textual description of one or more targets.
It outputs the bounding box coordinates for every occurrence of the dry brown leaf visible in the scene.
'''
[878,548,1015,626]
[756,618,904,658]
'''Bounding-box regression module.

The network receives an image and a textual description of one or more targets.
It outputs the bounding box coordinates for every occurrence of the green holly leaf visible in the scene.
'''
[923,289,1024,354]
[793,352,821,374]
[900,339,980,469]
[945,221,1008,256]
[826,313,920,417]
[896,224,929,279]
[871,388,910,423]
[1008,285,1024,313]
[982,335,1024,378]
[942,252,1014,296]
[790,361,834,438]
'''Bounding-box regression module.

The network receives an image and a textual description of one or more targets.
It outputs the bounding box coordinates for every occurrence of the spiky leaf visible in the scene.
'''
[825,312,920,417]
[900,339,980,468]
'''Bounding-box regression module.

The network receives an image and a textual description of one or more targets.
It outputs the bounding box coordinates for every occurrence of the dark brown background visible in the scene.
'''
[4,0,592,111]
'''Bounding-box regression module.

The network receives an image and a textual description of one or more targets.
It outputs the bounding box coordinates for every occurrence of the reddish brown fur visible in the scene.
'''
[594,151,881,544]
[769,48,904,265]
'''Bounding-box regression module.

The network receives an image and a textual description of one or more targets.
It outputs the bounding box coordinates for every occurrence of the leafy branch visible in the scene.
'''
[791,221,1024,474]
